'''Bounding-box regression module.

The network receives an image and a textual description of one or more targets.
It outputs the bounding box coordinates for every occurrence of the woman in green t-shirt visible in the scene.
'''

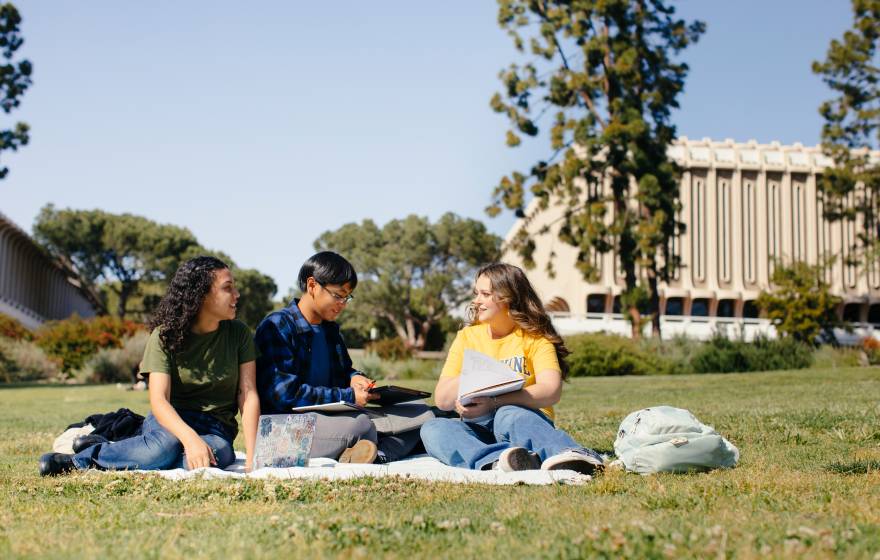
[39,256,261,476]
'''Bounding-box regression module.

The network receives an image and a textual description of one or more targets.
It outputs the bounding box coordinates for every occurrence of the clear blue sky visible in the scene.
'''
[2,1,853,295]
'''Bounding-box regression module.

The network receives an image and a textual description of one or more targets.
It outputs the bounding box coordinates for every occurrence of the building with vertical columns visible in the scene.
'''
[502,138,880,341]
[0,211,100,330]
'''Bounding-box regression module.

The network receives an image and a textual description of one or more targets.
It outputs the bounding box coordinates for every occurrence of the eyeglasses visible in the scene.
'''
[318,282,354,304]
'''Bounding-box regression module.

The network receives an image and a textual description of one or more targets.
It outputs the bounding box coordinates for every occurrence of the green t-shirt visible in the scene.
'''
[140,320,257,432]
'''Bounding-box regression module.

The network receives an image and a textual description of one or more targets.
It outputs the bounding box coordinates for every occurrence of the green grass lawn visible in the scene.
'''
[1,367,879,559]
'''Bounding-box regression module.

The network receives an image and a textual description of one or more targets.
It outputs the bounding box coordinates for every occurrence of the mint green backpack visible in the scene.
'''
[613,406,740,474]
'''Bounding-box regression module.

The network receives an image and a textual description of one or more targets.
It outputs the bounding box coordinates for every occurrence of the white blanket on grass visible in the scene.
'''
[106,452,591,485]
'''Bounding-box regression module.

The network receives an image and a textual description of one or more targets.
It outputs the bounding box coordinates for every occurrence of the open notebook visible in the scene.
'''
[290,401,385,417]
[457,349,526,405]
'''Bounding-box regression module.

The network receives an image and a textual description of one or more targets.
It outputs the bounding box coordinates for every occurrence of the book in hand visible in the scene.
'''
[290,401,385,417]
[252,413,317,469]
[457,349,526,406]
[367,385,431,406]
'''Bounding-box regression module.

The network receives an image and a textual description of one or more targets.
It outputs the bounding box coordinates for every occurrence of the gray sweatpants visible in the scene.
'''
[308,402,434,461]
[308,413,375,460]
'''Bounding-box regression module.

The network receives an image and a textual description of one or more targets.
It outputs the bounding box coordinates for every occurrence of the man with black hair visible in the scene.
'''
[255,251,429,463]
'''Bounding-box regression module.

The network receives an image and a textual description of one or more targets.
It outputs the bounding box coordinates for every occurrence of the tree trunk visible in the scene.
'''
[629,306,641,340]
[385,312,431,352]
[648,269,661,339]
[384,313,410,346]
[117,281,135,318]
[414,319,433,351]
[404,316,418,349]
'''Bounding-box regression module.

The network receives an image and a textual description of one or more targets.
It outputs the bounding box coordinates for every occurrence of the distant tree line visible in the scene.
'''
[34,205,277,329]
[316,213,501,351]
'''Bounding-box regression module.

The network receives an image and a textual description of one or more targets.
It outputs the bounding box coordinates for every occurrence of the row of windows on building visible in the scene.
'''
[546,295,880,324]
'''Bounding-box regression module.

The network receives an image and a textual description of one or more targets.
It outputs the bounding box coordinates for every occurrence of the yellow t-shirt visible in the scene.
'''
[440,324,561,420]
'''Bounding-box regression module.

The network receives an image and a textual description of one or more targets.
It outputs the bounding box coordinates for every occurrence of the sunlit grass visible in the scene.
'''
[1,367,879,559]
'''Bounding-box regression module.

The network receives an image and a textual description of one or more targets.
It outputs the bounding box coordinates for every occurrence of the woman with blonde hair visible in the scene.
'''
[420,263,603,473]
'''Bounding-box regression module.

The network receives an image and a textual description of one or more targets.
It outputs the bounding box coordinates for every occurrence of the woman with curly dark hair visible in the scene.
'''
[39,256,261,475]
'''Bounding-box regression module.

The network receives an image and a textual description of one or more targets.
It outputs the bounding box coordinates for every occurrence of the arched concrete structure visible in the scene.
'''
[545,297,571,313]
[0,211,100,330]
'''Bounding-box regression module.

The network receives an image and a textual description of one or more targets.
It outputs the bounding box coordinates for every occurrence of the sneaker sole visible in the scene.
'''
[499,448,541,472]
[543,459,600,476]
[338,440,378,464]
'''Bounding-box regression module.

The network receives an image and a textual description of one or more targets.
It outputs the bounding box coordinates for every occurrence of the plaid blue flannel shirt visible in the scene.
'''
[255,299,361,414]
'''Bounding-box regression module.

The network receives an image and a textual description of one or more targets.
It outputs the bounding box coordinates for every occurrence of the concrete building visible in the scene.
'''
[503,138,880,342]
[0,210,100,329]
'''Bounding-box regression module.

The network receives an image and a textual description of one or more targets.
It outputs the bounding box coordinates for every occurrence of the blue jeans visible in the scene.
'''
[72,410,237,471]
[420,405,600,470]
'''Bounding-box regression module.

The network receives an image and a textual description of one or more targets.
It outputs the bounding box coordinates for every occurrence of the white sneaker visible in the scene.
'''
[494,447,541,472]
[541,449,604,475]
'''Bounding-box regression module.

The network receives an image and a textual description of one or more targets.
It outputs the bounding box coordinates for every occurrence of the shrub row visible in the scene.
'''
[355,353,441,381]
[565,332,815,376]
[566,333,669,376]
[0,313,145,380]
[0,312,870,383]
[0,314,33,341]
[689,335,813,373]
[79,330,149,384]
[862,337,880,365]
[34,314,143,372]
[357,332,820,379]
[364,337,414,361]
[0,337,60,382]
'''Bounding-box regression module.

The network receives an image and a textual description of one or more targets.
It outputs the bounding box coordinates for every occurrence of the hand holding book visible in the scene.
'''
[455,396,498,419]
[457,349,525,406]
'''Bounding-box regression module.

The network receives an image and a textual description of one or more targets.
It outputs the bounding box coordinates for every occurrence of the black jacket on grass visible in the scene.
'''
[66,408,144,440]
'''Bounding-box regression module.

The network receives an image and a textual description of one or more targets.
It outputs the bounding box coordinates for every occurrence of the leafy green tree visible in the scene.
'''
[33,205,277,325]
[813,0,880,260]
[232,267,278,329]
[0,3,32,180]
[34,205,200,317]
[143,240,278,329]
[756,260,845,346]
[488,0,704,339]
[334,303,394,349]
[316,213,501,350]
